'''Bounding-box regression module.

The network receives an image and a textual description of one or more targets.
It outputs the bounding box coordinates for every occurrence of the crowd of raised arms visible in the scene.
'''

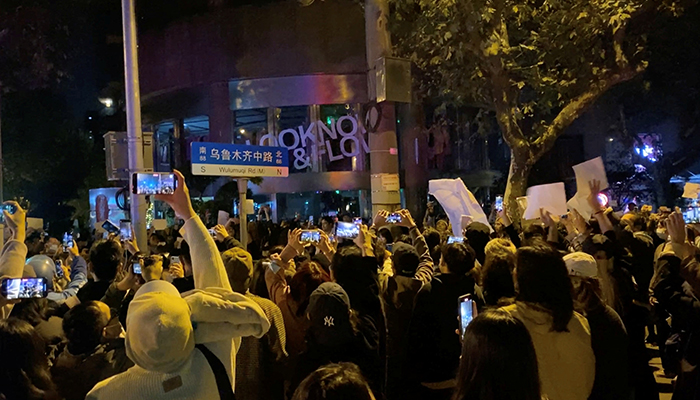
[2,171,700,400]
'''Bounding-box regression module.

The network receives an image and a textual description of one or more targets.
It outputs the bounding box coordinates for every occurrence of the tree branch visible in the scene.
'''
[532,66,644,159]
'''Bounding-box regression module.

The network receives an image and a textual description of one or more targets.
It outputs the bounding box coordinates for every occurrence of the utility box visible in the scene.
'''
[376,56,412,103]
[104,131,154,181]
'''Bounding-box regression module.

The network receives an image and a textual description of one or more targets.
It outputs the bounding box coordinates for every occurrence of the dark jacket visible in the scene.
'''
[49,338,133,400]
[587,304,630,400]
[408,271,478,384]
[235,294,288,400]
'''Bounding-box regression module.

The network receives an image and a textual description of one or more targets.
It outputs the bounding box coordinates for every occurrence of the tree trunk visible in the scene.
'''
[504,150,531,222]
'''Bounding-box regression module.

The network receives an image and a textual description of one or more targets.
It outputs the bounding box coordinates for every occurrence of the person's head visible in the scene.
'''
[453,310,541,400]
[290,261,331,317]
[125,280,194,372]
[377,227,394,245]
[25,231,44,256]
[221,247,254,294]
[89,239,124,282]
[306,282,354,347]
[563,252,604,314]
[148,232,166,249]
[481,252,516,306]
[330,245,364,284]
[521,224,546,247]
[484,238,516,258]
[320,217,334,233]
[0,318,57,400]
[63,301,111,355]
[465,222,491,265]
[439,242,476,275]
[43,238,61,258]
[25,255,56,290]
[391,242,420,277]
[8,298,50,327]
[436,219,449,233]
[581,234,615,273]
[515,245,574,332]
[292,362,375,400]
[423,228,442,251]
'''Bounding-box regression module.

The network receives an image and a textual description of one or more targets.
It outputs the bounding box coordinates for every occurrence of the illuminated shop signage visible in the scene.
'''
[257,115,370,170]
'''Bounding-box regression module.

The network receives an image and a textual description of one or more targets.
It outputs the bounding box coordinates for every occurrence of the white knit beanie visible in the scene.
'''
[125,280,194,373]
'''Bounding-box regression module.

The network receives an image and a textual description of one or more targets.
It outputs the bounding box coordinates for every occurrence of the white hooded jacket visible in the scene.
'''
[87,216,270,399]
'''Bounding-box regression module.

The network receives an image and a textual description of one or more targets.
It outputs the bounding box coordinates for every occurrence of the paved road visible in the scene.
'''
[650,345,673,400]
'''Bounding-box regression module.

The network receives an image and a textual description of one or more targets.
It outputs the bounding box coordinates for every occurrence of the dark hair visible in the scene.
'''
[0,318,58,400]
[481,253,516,306]
[320,216,334,226]
[179,240,192,267]
[377,227,394,244]
[441,243,476,275]
[453,310,541,400]
[290,261,331,317]
[63,301,110,355]
[89,239,124,282]
[9,299,50,327]
[292,362,373,400]
[395,234,412,245]
[521,224,546,247]
[423,228,442,252]
[515,245,574,332]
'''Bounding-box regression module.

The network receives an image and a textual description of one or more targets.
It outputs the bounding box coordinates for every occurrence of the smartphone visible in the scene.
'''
[1,278,47,300]
[336,221,360,239]
[170,256,180,265]
[132,172,177,195]
[62,232,73,251]
[300,230,321,245]
[495,196,504,211]
[55,260,65,279]
[447,236,465,244]
[353,217,362,224]
[458,294,477,337]
[0,203,17,224]
[120,220,133,240]
[101,220,120,235]
[386,213,402,224]
[132,262,142,275]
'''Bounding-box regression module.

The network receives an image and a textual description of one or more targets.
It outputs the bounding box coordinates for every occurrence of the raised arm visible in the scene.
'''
[0,202,28,319]
[588,180,614,234]
[156,171,232,292]
[399,209,433,285]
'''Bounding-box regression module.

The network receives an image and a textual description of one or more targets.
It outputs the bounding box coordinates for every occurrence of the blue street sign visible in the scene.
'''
[191,142,289,178]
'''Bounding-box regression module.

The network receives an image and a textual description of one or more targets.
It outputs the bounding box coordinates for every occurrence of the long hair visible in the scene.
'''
[290,261,331,317]
[515,245,574,332]
[292,362,373,400]
[0,318,58,400]
[453,310,541,400]
[481,252,516,306]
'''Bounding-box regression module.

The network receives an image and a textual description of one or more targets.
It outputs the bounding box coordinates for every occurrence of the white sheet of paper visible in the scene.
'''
[152,219,167,231]
[516,197,528,214]
[683,183,700,199]
[567,193,593,221]
[572,157,609,195]
[217,210,230,226]
[429,178,493,236]
[523,183,568,220]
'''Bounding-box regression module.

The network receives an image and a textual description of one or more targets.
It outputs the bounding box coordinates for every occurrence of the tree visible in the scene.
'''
[389,0,689,217]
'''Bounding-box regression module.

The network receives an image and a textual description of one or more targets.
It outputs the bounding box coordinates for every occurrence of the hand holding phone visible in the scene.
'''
[132,173,177,195]
[336,222,360,239]
[386,213,402,224]
[1,278,48,300]
[495,196,504,211]
[300,230,321,245]
[101,220,120,235]
[458,294,477,337]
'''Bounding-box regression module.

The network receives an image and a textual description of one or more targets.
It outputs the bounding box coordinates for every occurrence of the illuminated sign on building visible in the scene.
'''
[257,115,370,170]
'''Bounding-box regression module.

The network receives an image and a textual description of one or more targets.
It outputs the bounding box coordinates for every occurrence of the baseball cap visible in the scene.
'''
[563,252,598,278]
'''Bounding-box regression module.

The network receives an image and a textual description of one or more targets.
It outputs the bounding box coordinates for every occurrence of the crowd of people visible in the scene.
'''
[1,172,700,400]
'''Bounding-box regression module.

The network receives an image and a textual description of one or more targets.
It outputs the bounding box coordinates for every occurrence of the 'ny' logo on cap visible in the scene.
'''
[324,316,334,327]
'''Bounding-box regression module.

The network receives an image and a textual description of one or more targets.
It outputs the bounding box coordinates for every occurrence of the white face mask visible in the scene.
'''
[656,229,668,240]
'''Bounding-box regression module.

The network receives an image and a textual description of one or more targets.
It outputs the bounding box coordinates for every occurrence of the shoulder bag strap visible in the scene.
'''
[195,343,236,400]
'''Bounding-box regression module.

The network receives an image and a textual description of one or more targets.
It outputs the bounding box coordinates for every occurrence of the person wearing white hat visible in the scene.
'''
[565,252,630,400]
[87,171,270,399]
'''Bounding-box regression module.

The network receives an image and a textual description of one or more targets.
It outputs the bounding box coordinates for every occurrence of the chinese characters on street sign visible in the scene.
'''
[191,142,289,177]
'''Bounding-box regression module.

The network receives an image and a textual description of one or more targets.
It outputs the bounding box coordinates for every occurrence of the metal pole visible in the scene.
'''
[0,91,4,203]
[238,178,248,247]
[121,0,148,251]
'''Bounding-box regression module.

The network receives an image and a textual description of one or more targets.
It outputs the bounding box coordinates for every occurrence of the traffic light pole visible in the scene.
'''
[121,0,148,251]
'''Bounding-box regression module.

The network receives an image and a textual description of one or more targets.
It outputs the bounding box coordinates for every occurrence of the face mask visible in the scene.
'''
[656,229,668,240]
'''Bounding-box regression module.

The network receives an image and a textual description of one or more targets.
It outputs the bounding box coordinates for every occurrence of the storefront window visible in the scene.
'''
[234,109,267,145]
[183,116,209,137]
[275,106,311,174]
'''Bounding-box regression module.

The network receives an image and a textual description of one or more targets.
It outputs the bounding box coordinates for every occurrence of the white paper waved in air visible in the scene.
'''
[429,178,493,237]
[572,157,609,195]
[523,183,568,220]
[516,197,529,215]
[683,183,700,199]
[567,193,593,221]
[217,210,230,226]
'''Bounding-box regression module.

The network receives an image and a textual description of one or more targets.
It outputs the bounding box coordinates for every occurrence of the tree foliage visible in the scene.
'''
[389,0,690,215]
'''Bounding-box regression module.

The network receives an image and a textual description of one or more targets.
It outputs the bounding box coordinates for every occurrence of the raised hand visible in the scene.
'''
[397,209,417,229]
[213,224,229,241]
[587,180,604,213]
[373,210,389,228]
